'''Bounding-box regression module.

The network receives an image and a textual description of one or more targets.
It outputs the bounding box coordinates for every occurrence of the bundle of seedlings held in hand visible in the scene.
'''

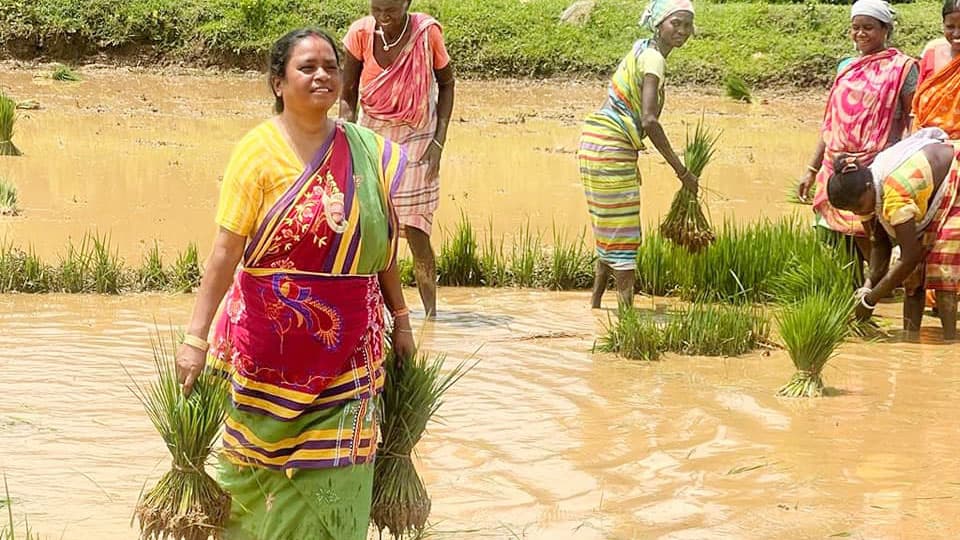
[659,118,720,252]
[371,343,471,538]
[776,293,853,398]
[129,328,231,540]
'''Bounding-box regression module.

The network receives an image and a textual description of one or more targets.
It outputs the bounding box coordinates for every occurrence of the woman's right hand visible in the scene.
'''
[679,170,699,195]
[176,343,207,397]
[797,170,816,202]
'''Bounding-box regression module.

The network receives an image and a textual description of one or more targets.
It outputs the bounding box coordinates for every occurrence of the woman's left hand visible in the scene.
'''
[419,143,443,181]
[392,327,417,366]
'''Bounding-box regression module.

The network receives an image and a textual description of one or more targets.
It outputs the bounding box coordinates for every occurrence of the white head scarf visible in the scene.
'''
[850,0,896,25]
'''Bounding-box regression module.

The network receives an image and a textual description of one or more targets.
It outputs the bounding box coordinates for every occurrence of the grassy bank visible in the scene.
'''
[0,0,944,86]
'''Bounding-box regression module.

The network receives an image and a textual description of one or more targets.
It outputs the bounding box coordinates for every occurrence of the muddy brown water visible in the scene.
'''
[2,68,960,540]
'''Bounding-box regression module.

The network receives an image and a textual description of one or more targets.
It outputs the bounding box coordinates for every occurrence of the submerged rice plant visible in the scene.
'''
[776,293,853,398]
[0,178,18,216]
[372,345,470,538]
[724,75,753,103]
[130,328,231,540]
[51,65,81,82]
[595,308,663,361]
[90,233,124,294]
[0,92,21,157]
[56,235,94,293]
[170,243,201,293]
[662,302,770,357]
[545,226,592,290]
[137,241,169,291]
[437,213,483,286]
[635,232,684,297]
[397,257,416,287]
[478,220,508,287]
[508,221,542,288]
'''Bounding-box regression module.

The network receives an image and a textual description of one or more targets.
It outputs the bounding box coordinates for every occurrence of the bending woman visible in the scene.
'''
[797,0,917,258]
[827,128,960,340]
[175,28,415,539]
[340,0,456,317]
[913,0,960,138]
[578,0,698,309]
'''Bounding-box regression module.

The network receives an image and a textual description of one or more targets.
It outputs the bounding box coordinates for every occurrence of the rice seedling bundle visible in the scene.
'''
[0,92,21,157]
[138,241,170,291]
[662,302,770,357]
[170,243,201,293]
[478,221,509,287]
[546,226,592,290]
[724,75,753,103]
[437,212,482,286]
[659,119,720,252]
[776,293,853,398]
[0,178,18,216]
[507,221,542,287]
[51,65,81,82]
[131,329,231,540]
[635,231,685,297]
[595,308,663,361]
[372,346,470,538]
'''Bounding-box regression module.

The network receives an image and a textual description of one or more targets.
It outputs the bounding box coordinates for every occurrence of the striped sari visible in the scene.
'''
[811,48,916,236]
[578,39,665,271]
[208,122,405,540]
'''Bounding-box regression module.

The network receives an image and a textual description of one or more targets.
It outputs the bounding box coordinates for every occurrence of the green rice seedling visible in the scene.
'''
[397,257,416,287]
[56,235,94,293]
[372,344,471,538]
[137,241,169,291]
[660,118,720,252]
[18,247,51,293]
[769,245,856,305]
[1,476,42,540]
[478,219,508,287]
[724,75,753,103]
[90,233,125,294]
[170,242,202,293]
[786,176,812,205]
[635,232,686,297]
[130,328,231,540]
[595,308,663,361]
[0,92,21,157]
[437,213,483,286]
[662,301,770,357]
[776,292,853,398]
[50,65,81,82]
[507,221,542,288]
[0,178,18,216]
[546,226,592,290]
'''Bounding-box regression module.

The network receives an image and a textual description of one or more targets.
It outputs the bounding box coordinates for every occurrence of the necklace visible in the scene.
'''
[375,15,409,51]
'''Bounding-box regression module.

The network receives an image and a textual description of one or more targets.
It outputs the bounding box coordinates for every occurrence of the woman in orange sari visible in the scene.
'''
[796,0,918,260]
[914,0,960,138]
[175,28,415,539]
[340,0,456,318]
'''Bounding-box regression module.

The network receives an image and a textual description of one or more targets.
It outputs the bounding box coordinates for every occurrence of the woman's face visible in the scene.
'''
[945,12,960,55]
[658,11,694,49]
[850,15,888,55]
[850,184,877,216]
[274,36,341,115]
[370,0,409,31]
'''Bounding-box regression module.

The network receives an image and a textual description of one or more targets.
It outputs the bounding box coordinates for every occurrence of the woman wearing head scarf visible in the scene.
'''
[826,128,960,339]
[796,0,918,260]
[913,0,960,138]
[578,0,697,309]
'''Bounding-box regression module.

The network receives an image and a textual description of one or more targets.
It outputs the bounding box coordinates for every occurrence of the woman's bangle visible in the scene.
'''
[431,139,444,151]
[676,167,689,179]
[807,165,819,174]
[860,294,877,311]
[391,307,410,318]
[181,333,209,352]
[394,328,413,334]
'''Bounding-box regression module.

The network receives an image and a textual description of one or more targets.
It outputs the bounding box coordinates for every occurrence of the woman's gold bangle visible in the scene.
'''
[181,333,209,352]
[807,165,819,174]
[392,307,410,318]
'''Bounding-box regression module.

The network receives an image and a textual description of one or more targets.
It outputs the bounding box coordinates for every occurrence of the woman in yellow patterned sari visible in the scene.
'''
[174,28,415,540]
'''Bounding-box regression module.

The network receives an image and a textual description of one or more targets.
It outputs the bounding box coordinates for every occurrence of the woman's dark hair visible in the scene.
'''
[944,0,960,19]
[268,28,341,113]
[827,154,874,211]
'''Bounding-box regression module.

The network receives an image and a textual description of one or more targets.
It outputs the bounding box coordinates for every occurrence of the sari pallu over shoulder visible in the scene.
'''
[913,55,960,139]
[208,123,405,398]
[359,13,440,130]
[812,49,917,236]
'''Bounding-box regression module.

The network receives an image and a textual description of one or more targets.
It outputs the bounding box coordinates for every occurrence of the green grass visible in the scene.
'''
[437,212,483,287]
[170,242,201,293]
[725,75,753,103]
[598,301,771,360]
[545,226,593,290]
[0,178,18,216]
[50,64,80,81]
[53,233,125,293]
[0,92,21,157]
[507,222,542,288]
[0,1,943,86]
[136,241,169,291]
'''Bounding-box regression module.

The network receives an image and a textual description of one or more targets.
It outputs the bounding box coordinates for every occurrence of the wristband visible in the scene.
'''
[860,294,877,311]
[181,334,209,352]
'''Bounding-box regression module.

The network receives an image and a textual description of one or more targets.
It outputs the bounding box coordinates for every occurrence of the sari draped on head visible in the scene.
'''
[350,13,445,235]
[913,54,960,139]
[811,48,916,236]
[208,121,406,540]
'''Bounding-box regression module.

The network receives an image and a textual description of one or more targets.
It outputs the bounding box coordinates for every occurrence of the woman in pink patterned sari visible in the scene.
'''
[796,0,918,260]
[340,0,456,317]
